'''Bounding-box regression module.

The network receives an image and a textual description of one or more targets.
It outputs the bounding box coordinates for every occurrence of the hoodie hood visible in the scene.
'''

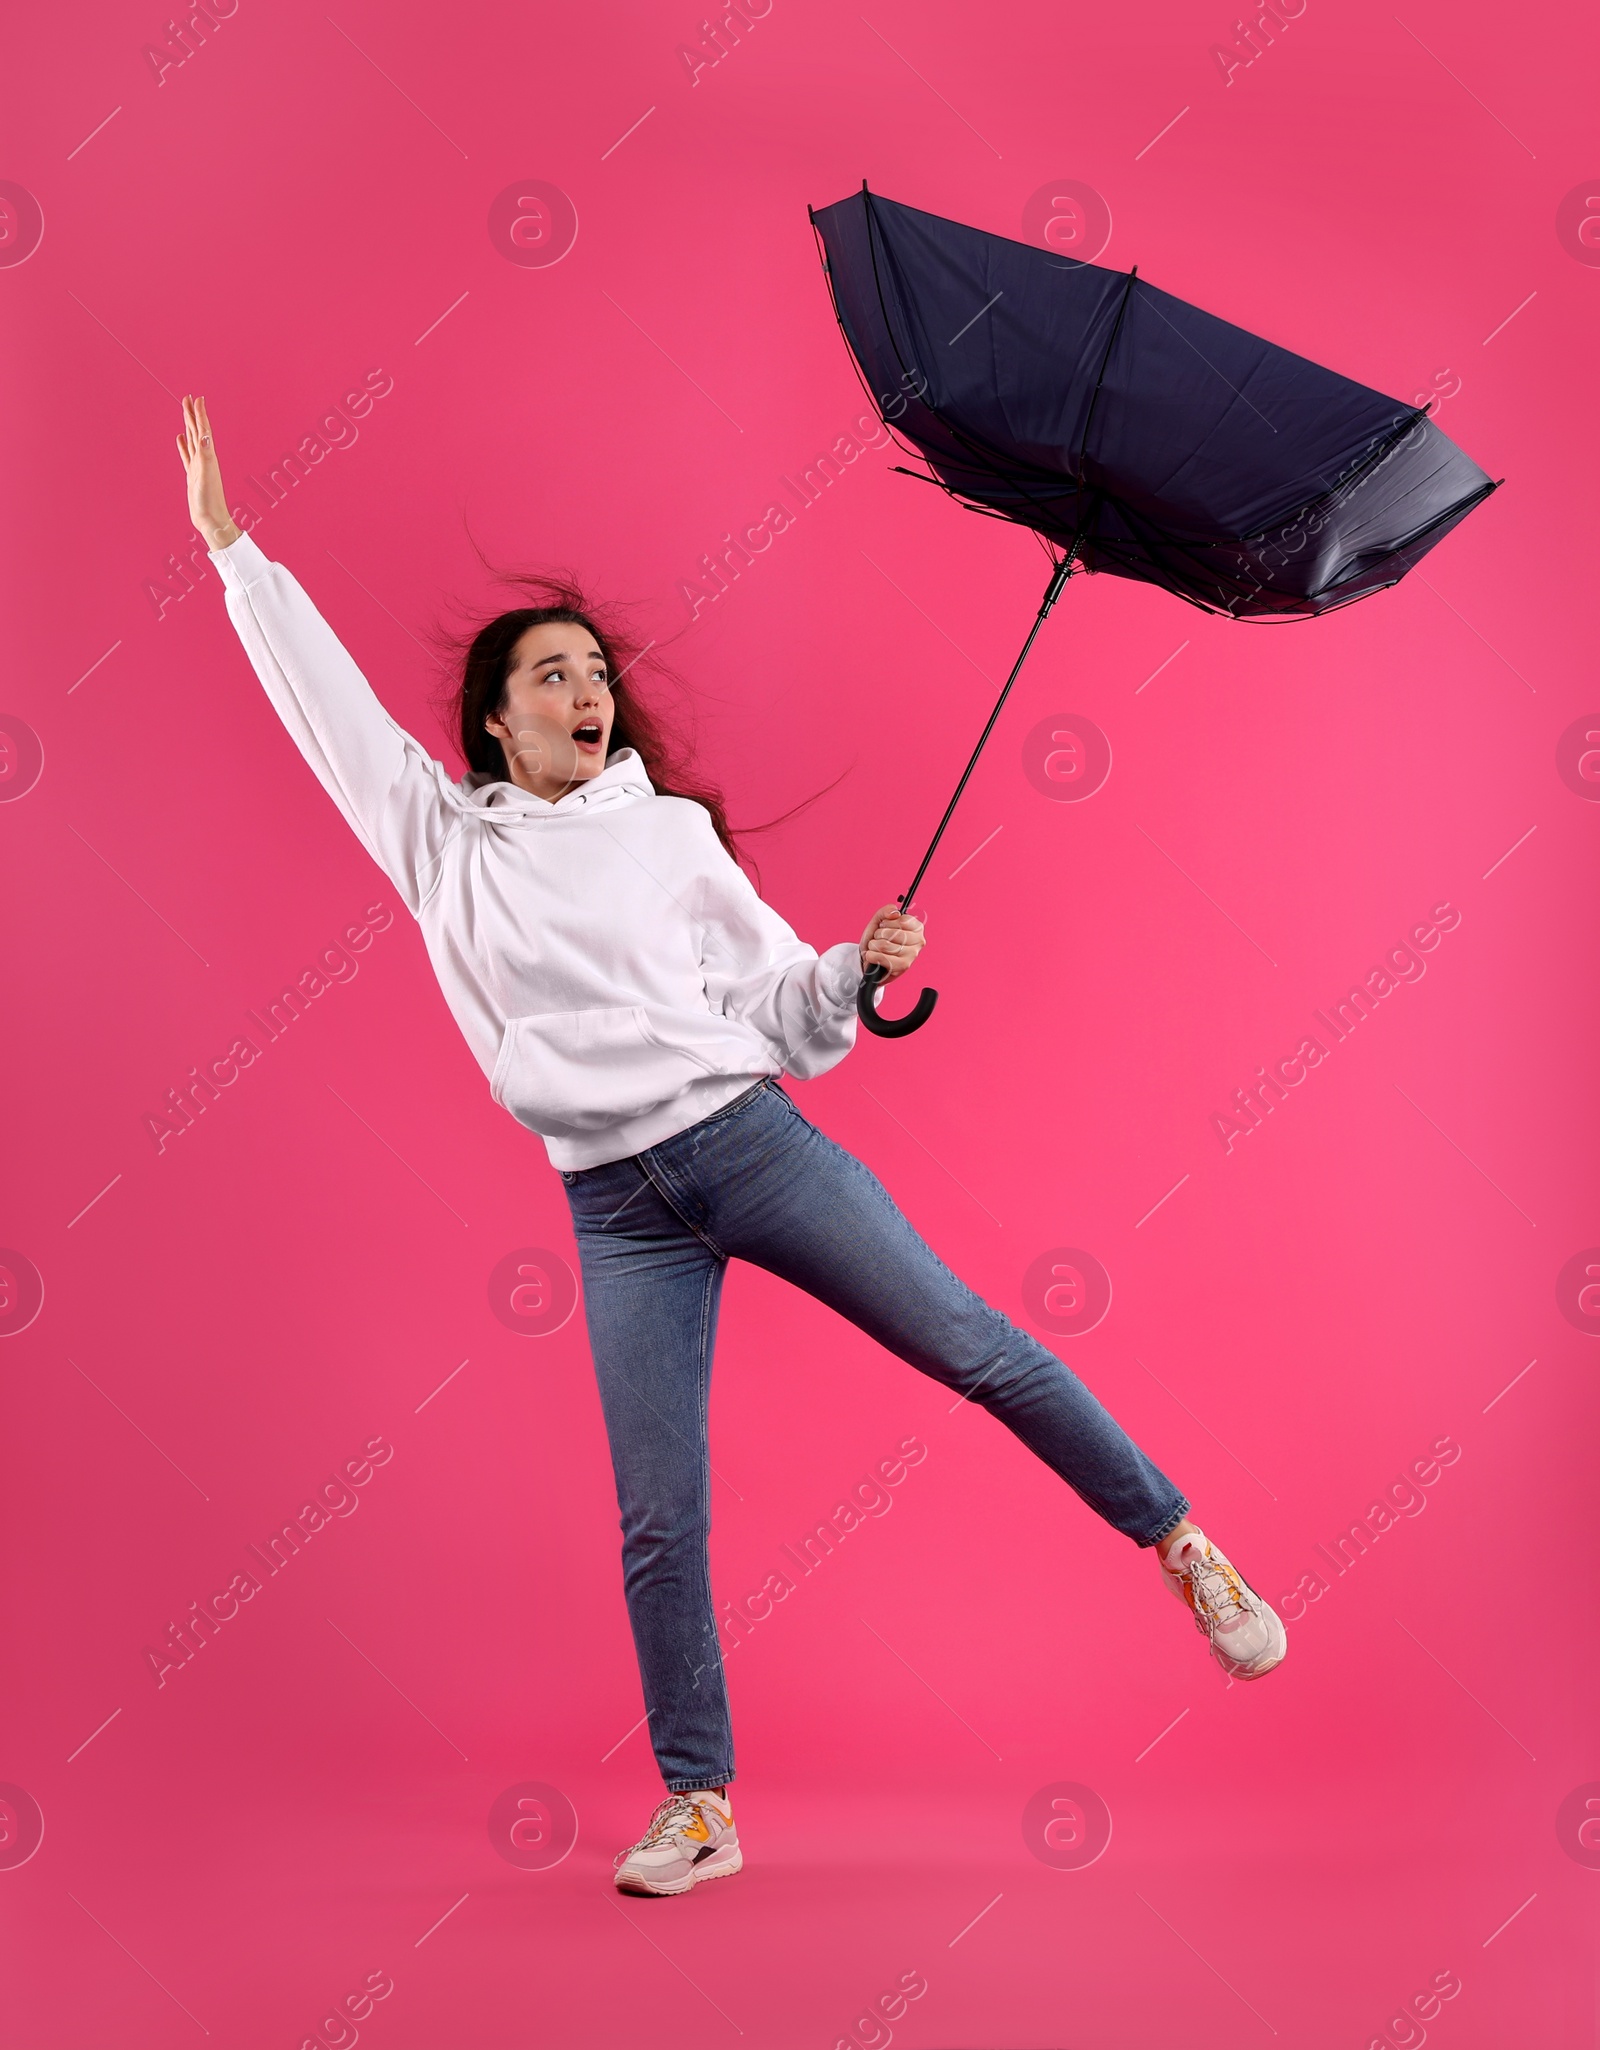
[455,746,656,822]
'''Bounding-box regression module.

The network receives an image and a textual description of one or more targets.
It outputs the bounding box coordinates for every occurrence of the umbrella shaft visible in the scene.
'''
[896,549,1077,913]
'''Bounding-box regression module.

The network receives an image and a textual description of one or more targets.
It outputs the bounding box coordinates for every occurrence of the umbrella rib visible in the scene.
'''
[808,190,922,453]
[1095,494,1259,609]
[845,190,1099,551]
[1077,265,1139,476]
[886,253,1137,560]
[808,192,982,496]
[896,445,1243,613]
[862,181,923,400]
[857,187,1109,545]
[855,201,1212,591]
[819,188,1087,550]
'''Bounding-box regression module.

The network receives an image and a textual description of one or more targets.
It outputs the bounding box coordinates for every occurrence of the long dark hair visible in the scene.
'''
[439,565,841,877]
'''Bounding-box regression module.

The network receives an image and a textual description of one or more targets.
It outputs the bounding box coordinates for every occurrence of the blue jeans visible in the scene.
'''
[560,1078,1188,1793]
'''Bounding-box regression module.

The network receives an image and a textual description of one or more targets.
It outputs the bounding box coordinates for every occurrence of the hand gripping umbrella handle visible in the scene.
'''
[857,961,939,1037]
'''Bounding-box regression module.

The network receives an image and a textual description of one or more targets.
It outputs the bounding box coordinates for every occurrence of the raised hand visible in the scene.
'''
[175,394,239,551]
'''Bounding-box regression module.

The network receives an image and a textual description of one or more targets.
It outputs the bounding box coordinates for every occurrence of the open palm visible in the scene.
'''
[176,394,236,547]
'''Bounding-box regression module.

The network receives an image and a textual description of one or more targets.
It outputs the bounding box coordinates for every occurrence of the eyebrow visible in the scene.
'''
[530,649,606,670]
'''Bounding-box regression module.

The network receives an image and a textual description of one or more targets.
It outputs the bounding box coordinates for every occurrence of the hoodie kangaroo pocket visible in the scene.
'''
[491,1004,766,1136]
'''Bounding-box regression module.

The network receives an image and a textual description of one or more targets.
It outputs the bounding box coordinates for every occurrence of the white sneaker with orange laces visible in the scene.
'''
[1160,1529,1287,1680]
[614,1789,742,1896]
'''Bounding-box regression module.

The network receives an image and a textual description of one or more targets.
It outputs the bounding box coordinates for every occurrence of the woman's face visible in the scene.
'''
[485,619,616,799]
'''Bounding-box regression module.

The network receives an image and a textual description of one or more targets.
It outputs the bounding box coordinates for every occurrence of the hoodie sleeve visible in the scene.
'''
[208,529,461,916]
[690,811,863,1078]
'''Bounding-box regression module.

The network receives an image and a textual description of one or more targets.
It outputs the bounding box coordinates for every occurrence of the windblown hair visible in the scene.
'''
[437,561,842,879]
[446,569,740,856]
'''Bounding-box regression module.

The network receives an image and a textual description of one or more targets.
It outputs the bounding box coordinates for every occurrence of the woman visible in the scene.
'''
[177,394,1285,1899]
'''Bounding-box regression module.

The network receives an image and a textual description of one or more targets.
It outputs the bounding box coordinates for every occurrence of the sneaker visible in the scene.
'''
[613,1789,742,1896]
[1160,1529,1287,1680]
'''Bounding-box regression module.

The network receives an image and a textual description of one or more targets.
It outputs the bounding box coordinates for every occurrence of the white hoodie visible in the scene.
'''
[208,530,864,1169]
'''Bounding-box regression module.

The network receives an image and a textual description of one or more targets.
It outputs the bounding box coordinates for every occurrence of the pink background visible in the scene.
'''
[3,0,1597,2043]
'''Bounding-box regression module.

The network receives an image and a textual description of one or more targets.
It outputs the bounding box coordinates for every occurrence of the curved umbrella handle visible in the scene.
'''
[856,962,939,1038]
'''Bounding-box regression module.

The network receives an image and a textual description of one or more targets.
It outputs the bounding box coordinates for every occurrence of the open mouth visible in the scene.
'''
[572,721,604,751]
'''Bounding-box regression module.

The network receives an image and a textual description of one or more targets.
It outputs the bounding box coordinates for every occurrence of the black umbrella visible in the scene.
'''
[807,182,1501,1036]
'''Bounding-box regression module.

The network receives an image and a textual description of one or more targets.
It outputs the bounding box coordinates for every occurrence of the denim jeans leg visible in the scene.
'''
[563,1160,737,1792]
[676,1089,1189,1547]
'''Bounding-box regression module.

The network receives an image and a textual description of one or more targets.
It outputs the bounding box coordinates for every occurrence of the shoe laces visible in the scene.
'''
[615,1793,703,1866]
[1179,1546,1252,1631]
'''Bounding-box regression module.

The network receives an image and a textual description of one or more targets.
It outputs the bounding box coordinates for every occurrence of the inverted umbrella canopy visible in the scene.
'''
[809,183,1499,621]
[805,184,1501,1037]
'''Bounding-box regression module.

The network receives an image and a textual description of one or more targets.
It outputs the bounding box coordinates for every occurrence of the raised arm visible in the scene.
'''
[177,394,458,915]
